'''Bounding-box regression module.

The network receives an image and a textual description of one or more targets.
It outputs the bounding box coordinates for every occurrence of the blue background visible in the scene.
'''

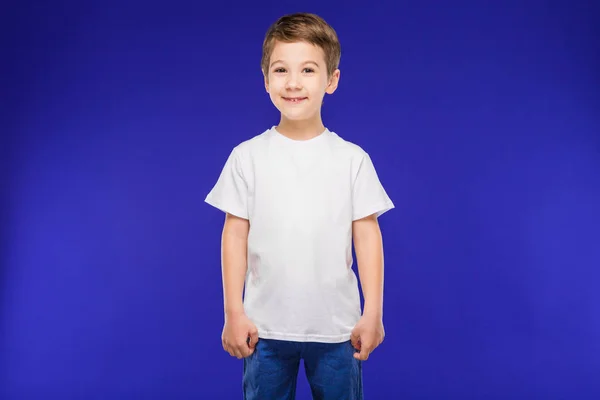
[2,1,599,398]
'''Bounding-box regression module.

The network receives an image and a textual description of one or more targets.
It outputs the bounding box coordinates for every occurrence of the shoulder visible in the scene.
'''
[326,130,370,161]
[229,129,272,159]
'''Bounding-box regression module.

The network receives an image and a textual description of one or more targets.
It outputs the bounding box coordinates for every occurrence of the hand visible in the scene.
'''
[350,314,385,361]
[222,311,259,359]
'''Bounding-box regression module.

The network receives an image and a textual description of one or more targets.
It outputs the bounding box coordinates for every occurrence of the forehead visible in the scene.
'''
[269,41,326,64]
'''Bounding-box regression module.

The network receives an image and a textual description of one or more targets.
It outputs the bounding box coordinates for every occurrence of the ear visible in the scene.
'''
[325,69,341,95]
[263,71,269,93]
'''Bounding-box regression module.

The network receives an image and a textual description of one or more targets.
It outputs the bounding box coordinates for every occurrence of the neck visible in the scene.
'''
[276,115,326,141]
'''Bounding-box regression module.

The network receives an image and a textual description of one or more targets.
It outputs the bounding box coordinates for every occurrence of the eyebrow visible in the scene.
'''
[270,60,320,68]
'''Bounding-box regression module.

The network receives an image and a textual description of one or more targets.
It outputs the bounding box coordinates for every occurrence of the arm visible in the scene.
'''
[353,213,384,318]
[351,213,386,360]
[221,212,249,316]
[221,213,258,359]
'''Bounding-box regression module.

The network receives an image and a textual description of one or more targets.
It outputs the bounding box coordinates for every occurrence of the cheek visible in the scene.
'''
[310,78,329,92]
[266,79,284,94]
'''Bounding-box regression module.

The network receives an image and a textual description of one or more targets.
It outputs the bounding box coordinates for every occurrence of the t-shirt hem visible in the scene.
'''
[257,330,352,343]
[353,201,395,221]
[204,195,248,220]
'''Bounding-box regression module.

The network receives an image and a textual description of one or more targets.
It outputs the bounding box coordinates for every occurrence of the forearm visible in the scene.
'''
[221,214,249,316]
[353,216,384,318]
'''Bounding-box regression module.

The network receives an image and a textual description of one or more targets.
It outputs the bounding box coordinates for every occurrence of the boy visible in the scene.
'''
[205,12,394,400]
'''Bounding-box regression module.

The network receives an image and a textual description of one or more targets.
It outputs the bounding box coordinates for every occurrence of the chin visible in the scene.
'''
[281,113,310,121]
[279,108,317,121]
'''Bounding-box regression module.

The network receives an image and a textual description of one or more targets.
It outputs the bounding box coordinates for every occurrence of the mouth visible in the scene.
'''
[282,97,308,103]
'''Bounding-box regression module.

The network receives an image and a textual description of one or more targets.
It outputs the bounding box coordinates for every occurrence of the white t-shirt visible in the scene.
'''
[205,127,394,343]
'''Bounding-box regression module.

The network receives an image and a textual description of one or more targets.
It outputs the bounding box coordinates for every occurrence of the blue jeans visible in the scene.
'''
[243,338,363,400]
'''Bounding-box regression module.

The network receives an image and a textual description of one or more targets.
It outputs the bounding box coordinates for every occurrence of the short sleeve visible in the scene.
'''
[205,148,249,219]
[352,152,394,221]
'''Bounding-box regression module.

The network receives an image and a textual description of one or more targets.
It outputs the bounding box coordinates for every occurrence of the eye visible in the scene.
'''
[303,68,315,73]
[273,67,286,73]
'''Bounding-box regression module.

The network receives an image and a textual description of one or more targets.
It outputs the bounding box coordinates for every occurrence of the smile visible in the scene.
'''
[283,97,307,103]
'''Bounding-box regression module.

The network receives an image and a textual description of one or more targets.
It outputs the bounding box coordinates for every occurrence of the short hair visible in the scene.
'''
[261,13,341,78]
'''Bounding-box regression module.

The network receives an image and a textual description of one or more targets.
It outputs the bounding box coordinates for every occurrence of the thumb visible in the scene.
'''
[350,331,361,350]
[248,326,259,348]
[354,346,369,361]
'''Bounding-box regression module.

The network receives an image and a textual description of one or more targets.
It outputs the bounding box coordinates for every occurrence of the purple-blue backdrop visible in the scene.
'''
[2,1,599,398]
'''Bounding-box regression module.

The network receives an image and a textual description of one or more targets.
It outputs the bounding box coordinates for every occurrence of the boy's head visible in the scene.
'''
[261,13,341,122]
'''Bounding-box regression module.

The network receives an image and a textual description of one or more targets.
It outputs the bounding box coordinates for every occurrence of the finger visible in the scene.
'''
[241,345,255,358]
[224,344,235,357]
[238,340,252,358]
[354,345,371,361]
[248,328,259,348]
[233,347,244,359]
[350,332,361,350]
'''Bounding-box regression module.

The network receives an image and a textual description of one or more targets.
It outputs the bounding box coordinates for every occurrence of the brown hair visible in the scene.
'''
[261,13,341,78]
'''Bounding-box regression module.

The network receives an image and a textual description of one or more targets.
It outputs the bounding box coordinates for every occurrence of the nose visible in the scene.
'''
[285,73,302,90]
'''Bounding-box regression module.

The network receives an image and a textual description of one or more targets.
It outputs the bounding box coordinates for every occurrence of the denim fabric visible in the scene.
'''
[243,339,363,400]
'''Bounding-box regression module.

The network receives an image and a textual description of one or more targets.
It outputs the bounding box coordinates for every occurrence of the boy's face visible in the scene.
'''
[264,41,340,122]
